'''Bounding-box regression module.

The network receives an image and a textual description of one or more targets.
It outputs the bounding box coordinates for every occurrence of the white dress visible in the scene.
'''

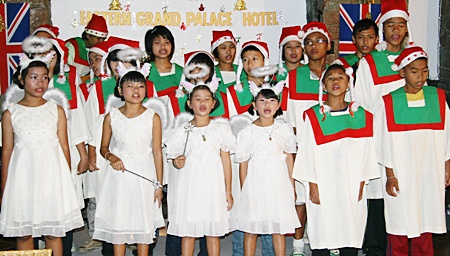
[93,108,165,244]
[166,119,235,237]
[235,120,300,234]
[0,102,84,237]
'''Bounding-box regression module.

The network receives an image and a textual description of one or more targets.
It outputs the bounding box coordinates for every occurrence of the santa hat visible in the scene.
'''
[301,21,331,47]
[117,48,144,68]
[175,50,218,98]
[248,65,286,97]
[376,0,413,51]
[100,37,140,80]
[49,38,70,84]
[88,40,111,83]
[391,46,427,71]
[235,40,270,92]
[85,14,108,38]
[32,24,60,38]
[211,30,236,52]
[278,25,306,75]
[22,36,53,55]
[318,61,360,120]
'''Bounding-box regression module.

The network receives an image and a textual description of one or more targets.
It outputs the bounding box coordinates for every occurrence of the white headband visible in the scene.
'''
[117,62,151,84]
[175,63,220,98]
[249,80,285,98]
[19,51,55,73]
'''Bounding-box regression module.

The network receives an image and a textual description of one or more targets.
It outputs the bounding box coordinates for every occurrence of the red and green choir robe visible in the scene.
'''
[66,37,90,77]
[375,86,450,237]
[337,53,360,69]
[293,104,379,249]
[355,49,403,199]
[49,65,90,208]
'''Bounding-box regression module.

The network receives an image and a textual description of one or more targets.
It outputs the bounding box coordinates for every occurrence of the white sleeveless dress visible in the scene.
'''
[0,102,83,237]
[93,108,165,244]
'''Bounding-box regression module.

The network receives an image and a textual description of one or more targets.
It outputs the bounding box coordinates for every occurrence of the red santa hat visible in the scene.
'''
[22,36,53,55]
[99,37,140,80]
[32,24,60,38]
[49,38,70,84]
[391,45,427,71]
[211,30,236,52]
[376,0,413,51]
[235,40,270,92]
[301,21,331,47]
[278,25,306,75]
[85,14,108,38]
[184,50,215,65]
[88,40,111,83]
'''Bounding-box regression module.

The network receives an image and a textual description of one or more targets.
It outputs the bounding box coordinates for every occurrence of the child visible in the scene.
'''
[236,67,300,256]
[211,29,237,118]
[277,25,305,81]
[0,54,84,256]
[92,62,165,256]
[293,63,379,256]
[335,18,378,73]
[166,62,234,256]
[66,14,108,79]
[375,46,450,256]
[354,1,415,254]
[285,21,331,256]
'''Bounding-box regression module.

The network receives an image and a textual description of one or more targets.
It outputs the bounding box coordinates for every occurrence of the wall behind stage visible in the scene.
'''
[51,0,307,66]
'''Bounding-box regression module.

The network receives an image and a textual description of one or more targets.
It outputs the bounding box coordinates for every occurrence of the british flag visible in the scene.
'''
[339,4,381,57]
[0,3,30,94]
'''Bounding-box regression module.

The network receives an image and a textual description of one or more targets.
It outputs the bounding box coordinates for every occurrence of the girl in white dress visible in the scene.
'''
[0,55,83,256]
[235,74,300,256]
[92,63,164,256]
[166,60,234,256]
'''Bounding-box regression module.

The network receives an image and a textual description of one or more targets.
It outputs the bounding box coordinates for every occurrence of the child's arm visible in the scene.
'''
[309,182,320,205]
[221,150,233,211]
[152,114,164,207]
[88,145,99,171]
[57,106,71,168]
[358,181,365,201]
[285,152,296,201]
[76,142,89,174]
[445,160,450,187]
[239,160,249,189]
[99,113,125,171]
[1,111,13,202]
[385,167,399,197]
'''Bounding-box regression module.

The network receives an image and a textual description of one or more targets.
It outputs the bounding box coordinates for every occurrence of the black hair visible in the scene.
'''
[212,47,219,59]
[282,41,304,62]
[106,49,120,75]
[144,26,175,62]
[322,64,349,84]
[81,31,88,40]
[353,18,379,37]
[114,71,147,101]
[184,85,220,114]
[53,46,62,77]
[13,61,49,89]
[241,45,264,60]
[188,53,215,83]
[248,87,283,118]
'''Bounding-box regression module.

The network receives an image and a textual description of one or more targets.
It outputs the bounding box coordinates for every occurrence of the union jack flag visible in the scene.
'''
[339,4,381,57]
[0,3,30,94]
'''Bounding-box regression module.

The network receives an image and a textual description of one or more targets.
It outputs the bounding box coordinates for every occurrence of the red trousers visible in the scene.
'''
[387,233,433,256]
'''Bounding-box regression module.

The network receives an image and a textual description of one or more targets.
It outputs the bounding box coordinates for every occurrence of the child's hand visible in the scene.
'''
[77,156,90,175]
[445,161,450,187]
[109,154,125,171]
[309,183,320,205]
[154,188,163,208]
[226,192,234,211]
[173,156,186,169]
[358,181,365,202]
[386,176,400,197]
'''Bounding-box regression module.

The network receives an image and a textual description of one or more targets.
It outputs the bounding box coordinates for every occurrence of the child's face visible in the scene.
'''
[322,68,349,97]
[242,50,264,78]
[152,36,172,59]
[189,67,210,84]
[283,40,303,64]
[352,27,378,56]
[109,60,119,79]
[400,58,428,93]
[187,88,215,117]
[252,94,280,119]
[86,34,105,48]
[383,17,407,49]
[89,52,103,77]
[23,66,49,97]
[119,81,146,103]
[304,32,331,61]
[216,41,236,65]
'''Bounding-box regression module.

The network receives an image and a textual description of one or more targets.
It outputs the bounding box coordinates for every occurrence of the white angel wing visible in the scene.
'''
[230,114,253,137]
[104,95,125,115]
[173,112,194,128]
[43,88,70,118]
[142,97,169,129]
[2,84,24,113]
